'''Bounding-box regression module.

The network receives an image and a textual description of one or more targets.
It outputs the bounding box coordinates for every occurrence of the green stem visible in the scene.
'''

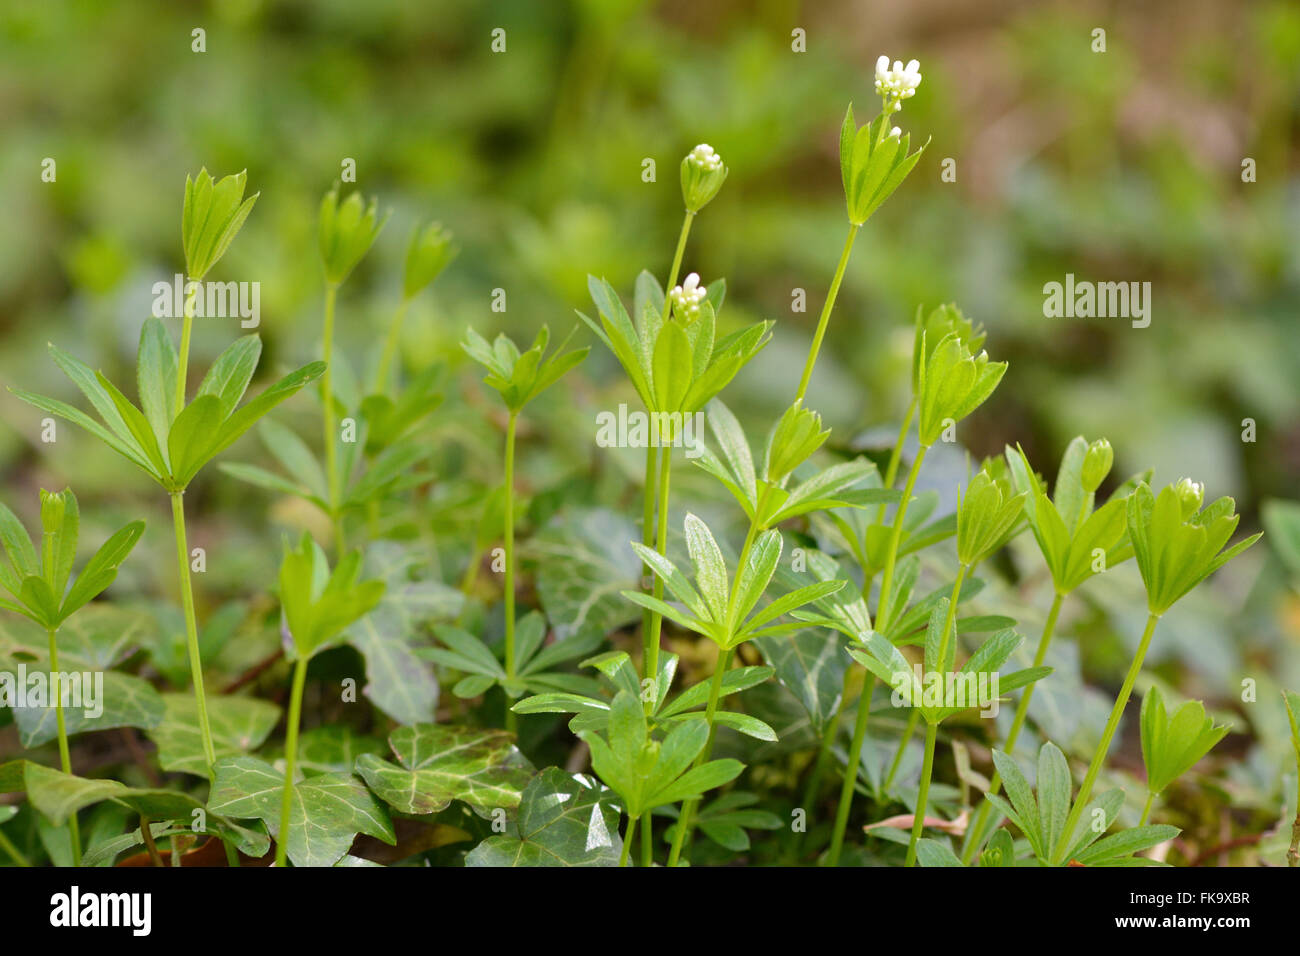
[666,646,733,867]
[1139,791,1155,827]
[905,721,939,866]
[962,589,1065,863]
[639,445,659,678]
[170,491,216,771]
[825,674,876,865]
[619,814,637,867]
[640,811,652,867]
[795,223,860,403]
[662,212,695,321]
[374,297,410,396]
[871,399,916,531]
[876,445,928,632]
[1053,611,1161,864]
[175,283,197,410]
[644,446,673,688]
[503,410,519,736]
[321,283,343,558]
[46,626,80,866]
[0,826,28,867]
[885,565,966,792]
[275,656,309,868]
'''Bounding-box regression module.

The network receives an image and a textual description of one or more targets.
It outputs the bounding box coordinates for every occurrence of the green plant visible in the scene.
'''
[0,489,144,864]
[274,534,385,866]
[1139,685,1230,823]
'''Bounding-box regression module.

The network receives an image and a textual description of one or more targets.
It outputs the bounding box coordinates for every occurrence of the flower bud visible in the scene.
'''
[1081,439,1113,493]
[1174,477,1205,518]
[403,221,458,300]
[668,273,707,323]
[39,488,67,537]
[680,144,728,213]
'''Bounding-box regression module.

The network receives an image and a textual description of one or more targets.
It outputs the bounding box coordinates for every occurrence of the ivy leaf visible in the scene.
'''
[531,508,641,641]
[465,768,622,867]
[754,628,849,734]
[208,756,394,867]
[355,724,534,815]
[23,763,268,858]
[6,655,164,748]
[147,693,281,778]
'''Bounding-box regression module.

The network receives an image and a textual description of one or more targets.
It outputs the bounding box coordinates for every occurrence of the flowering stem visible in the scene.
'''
[321,282,343,559]
[663,211,695,321]
[1053,611,1161,864]
[503,410,519,736]
[639,446,659,683]
[825,673,876,866]
[795,223,859,404]
[374,296,410,397]
[644,446,673,691]
[962,589,1065,863]
[275,655,309,868]
[666,646,734,867]
[175,282,197,410]
[1140,791,1155,827]
[170,491,216,772]
[46,625,80,866]
[905,721,939,866]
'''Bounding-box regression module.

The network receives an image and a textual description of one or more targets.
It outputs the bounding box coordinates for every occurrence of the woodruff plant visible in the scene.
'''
[0,53,1273,871]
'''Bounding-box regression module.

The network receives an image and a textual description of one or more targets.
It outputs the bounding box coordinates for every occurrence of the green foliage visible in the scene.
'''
[916,331,1007,448]
[839,104,929,226]
[279,533,385,661]
[462,325,589,414]
[0,489,143,629]
[955,467,1025,567]
[182,168,258,281]
[403,221,458,299]
[1127,481,1261,615]
[1139,685,1230,795]
[318,186,390,286]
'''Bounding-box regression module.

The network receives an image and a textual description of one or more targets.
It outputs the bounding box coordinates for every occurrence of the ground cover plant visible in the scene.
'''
[1,11,1298,871]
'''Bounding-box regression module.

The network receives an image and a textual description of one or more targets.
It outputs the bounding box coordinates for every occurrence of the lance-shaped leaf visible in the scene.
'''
[1139,685,1230,795]
[183,168,258,281]
[208,756,394,868]
[355,724,534,815]
[465,768,622,867]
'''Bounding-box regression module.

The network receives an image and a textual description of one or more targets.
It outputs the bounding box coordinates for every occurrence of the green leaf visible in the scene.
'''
[465,768,622,867]
[754,628,848,734]
[195,335,262,419]
[652,321,693,414]
[355,724,533,815]
[147,693,281,778]
[208,756,393,867]
[136,317,178,450]
[59,520,145,619]
[684,513,729,623]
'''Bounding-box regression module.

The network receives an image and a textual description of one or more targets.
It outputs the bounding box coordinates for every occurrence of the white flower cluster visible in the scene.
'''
[669,272,707,322]
[686,144,723,172]
[875,56,922,107]
[1175,476,1205,510]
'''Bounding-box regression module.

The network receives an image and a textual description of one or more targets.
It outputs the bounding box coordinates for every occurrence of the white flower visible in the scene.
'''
[888,126,902,139]
[669,272,707,322]
[874,55,922,102]
[687,144,723,173]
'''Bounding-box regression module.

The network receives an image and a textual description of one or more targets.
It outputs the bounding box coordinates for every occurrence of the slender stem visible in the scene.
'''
[140,816,164,867]
[619,814,637,867]
[46,625,80,866]
[962,589,1065,862]
[640,811,652,867]
[795,224,860,403]
[175,282,197,410]
[876,446,928,632]
[666,646,733,867]
[639,445,659,677]
[663,212,695,320]
[826,674,876,865]
[503,410,519,736]
[275,656,309,868]
[1287,763,1300,867]
[0,827,28,867]
[1053,611,1161,864]
[644,447,673,686]
[871,399,917,532]
[321,283,343,557]
[374,297,411,396]
[171,491,216,771]
[885,565,966,791]
[1139,791,1155,827]
[905,721,939,866]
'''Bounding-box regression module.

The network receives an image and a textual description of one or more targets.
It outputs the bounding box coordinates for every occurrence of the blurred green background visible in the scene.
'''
[1,0,1298,808]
